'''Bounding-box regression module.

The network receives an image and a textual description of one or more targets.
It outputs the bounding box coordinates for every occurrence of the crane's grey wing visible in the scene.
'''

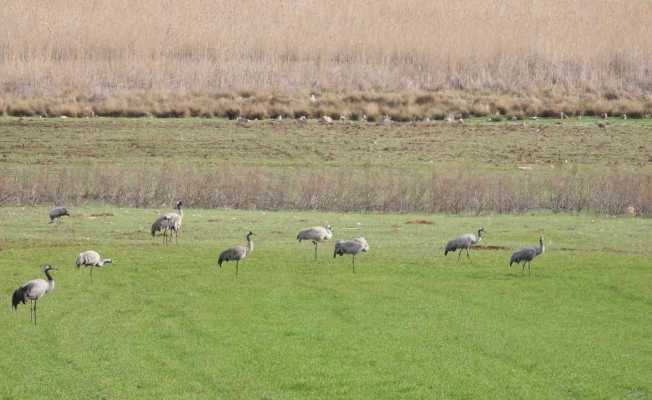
[445,237,468,252]
[49,206,69,219]
[297,227,329,241]
[218,246,246,263]
[21,279,48,299]
[335,240,364,255]
[511,247,536,263]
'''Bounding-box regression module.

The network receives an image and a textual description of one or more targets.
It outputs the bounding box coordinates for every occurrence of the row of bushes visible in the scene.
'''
[1,165,649,216]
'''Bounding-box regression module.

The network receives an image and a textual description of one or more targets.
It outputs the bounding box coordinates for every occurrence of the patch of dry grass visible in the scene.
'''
[1,90,651,119]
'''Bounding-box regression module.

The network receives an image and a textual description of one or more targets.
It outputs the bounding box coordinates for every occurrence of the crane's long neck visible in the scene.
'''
[176,206,183,217]
[44,269,55,291]
[539,237,545,254]
[246,235,253,253]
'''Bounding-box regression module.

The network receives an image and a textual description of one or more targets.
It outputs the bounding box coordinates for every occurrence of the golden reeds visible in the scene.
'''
[1,0,651,100]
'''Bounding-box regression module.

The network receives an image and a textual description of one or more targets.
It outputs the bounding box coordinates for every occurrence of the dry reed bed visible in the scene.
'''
[2,90,652,120]
[1,1,652,103]
[2,165,649,216]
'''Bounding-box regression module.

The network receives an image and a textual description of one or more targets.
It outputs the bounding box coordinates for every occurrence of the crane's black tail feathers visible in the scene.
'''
[11,288,25,310]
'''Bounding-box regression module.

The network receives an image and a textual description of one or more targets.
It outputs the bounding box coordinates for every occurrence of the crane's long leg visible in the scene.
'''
[90,266,94,283]
[30,300,33,322]
[352,255,356,273]
[236,261,239,279]
[314,242,318,260]
[466,247,470,259]
[33,300,37,326]
[457,249,462,261]
[528,262,532,275]
[522,263,525,273]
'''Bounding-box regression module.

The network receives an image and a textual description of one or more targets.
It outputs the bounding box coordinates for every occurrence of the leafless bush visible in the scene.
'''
[1,165,649,216]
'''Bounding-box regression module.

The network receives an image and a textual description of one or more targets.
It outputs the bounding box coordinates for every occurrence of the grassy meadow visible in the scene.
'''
[0,206,650,399]
[1,116,650,215]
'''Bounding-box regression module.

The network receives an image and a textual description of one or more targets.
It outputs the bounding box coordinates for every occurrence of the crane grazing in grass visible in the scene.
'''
[218,231,254,278]
[49,206,69,224]
[76,250,112,282]
[510,235,545,274]
[151,201,183,244]
[297,224,333,260]
[444,227,486,261]
[334,237,369,273]
[12,265,57,325]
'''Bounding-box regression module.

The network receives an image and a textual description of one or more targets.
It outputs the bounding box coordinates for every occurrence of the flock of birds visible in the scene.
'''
[11,203,545,325]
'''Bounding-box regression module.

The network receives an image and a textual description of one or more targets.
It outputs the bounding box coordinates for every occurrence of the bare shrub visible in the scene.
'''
[1,164,649,216]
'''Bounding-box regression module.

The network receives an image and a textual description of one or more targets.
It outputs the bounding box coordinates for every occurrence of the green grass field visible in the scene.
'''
[1,206,650,399]
[1,117,651,171]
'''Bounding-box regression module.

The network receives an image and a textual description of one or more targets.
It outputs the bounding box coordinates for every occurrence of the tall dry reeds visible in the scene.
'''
[1,0,651,100]
[1,165,649,216]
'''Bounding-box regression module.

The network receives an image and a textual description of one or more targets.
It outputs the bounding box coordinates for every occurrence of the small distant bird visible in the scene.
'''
[76,250,112,282]
[310,94,318,103]
[12,265,57,325]
[383,115,392,125]
[298,116,308,124]
[49,206,69,224]
[320,115,333,124]
[597,122,607,129]
[445,227,486,261]
[510,235,545,274]
[622,113,628,120]
[236,116,249,125]
[297,224,333,260]
[560,112,568,119]
[333,237,369,273]
[601,112,608,119]
[218,231,254,278]
[151,201,183,244]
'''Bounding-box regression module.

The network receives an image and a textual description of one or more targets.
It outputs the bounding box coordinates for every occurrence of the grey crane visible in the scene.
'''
[444,227,486,261]
[12,265,57,325]
[218,231,254,278]
[510,235,545,274]
[49,206,70,224]
[297,224,333,260]
[76,250,112,282]
[333,237,369,273]
[151,201,183,244]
